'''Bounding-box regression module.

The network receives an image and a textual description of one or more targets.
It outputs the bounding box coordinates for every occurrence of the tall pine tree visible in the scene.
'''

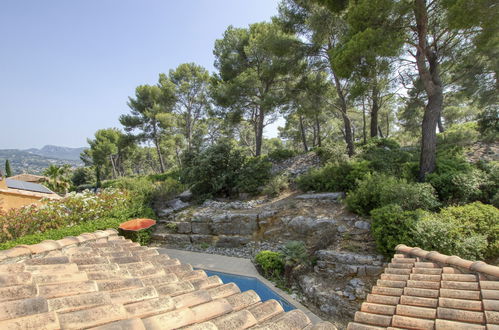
[4,160,12,177]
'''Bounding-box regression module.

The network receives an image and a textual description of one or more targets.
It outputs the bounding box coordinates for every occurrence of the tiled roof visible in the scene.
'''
[347,244,499,330]
[0,229,335,329]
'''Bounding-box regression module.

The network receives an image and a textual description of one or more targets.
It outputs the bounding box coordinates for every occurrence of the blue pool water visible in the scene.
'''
[202,269,296,312]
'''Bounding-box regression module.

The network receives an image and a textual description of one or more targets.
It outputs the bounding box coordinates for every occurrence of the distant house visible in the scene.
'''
[8,173,47,183]
[0,173,60,210]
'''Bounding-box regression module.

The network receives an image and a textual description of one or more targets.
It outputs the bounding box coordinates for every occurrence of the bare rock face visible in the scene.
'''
[466,142,499,163]
[151,191,384,327]
[157,199,190,218]
[271,152,321,177]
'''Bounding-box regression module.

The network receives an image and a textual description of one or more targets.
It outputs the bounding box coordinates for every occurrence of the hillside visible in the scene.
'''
[24,145,85,161]
[0,146,84,175]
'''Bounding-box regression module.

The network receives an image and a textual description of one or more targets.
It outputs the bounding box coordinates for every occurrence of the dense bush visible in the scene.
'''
[372,202,499,260]
[296,160,371,193]
[357,138,416,177]
[437,122,480,147]
[235,156,272,195]
[150,178,185,205]
[435,202,498,258]
[182,140,272,198]
[411,215,488,260]
[314,144,349,164]
[346,174,440,215]
[267,148,298,162]
[103,176,182,215]
[477,107,499,142]
[371,204,422,256]
[282,241,309,268]
[0,217,124,250]
[262,174,289,197]
[71,167,95,187]
[0,189,146,244]
[426,154,490,205]
[254,251,284,278]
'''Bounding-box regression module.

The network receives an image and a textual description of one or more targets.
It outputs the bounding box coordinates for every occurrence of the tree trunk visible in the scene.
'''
[299,114,309,152]
[186,112,192,151]
[332,73,355,156]
[362,102,367,144]
[414,0,444,181]
[378,126,384,138]
[342,112,355,157]
[254,107,265,156]
[315,115,322,147]
[154,137,165,173]
[109,155,117,179]
[370,83,379,138]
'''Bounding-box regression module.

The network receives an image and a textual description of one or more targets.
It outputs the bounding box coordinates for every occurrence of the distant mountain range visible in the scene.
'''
[24,145,86,161]
[0,145,85,175]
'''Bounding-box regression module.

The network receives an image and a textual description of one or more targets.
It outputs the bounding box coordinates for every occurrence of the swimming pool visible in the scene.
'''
[202,269,296,312]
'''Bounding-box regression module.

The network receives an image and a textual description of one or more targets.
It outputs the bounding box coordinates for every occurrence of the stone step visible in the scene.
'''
[151,232,252,248]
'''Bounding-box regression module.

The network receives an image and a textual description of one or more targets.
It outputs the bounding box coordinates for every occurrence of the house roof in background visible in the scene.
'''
[8,174,47,183]
[5,178,54,195]
[347,244,499,329]
[0,229,335,329]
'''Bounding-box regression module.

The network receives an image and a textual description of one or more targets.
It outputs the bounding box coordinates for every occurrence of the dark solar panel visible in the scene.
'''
[6,179,54,194]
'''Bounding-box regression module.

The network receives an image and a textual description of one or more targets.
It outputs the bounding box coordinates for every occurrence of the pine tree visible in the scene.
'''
[4,159,12,177]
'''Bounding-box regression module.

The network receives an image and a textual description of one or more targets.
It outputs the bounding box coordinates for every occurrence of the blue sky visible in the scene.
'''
[0,0,280,149]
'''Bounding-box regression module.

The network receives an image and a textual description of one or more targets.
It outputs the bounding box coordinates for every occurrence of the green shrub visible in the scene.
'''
[267,148,298,162]
[182,139,272,198]
[314,144,349,164]
[282,241,309,268]
[254,251,284,278]
[477,161,499,206]
[262,174,289,197]
[118,228,152,246]
[357,138,416,176]
[410,202,499,260]
[411,216,487,260]
[346,174,440,215]
[0,188,154,244]
[477,107,499,142]
[437,122,480,148]
[296,160,371,193]
[235,156,272,195]
[150,178,185,204]
[371,204,422,256]
[0,217,124,250]
[427,154,489,205]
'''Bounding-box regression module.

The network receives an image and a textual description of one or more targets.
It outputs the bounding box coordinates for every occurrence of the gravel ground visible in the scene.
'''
[160,241,284,259]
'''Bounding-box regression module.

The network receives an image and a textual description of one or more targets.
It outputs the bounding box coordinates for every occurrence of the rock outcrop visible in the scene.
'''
[152,191,385,327]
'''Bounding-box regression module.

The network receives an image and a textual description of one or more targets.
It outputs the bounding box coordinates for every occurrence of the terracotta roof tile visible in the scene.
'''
[0,229,333,329]
[348,244,499,329]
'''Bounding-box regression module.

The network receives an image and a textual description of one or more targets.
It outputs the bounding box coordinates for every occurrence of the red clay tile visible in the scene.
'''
[366,294,400,306]
[437,307,485,324]
[400,295,438,308]
[361,302,396,315]
[441,281,479,290]
[391,315,434,329]
[396,305,436,319]
[438,297,483,311]
[353,311,392,327]
[435,319,486,329]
